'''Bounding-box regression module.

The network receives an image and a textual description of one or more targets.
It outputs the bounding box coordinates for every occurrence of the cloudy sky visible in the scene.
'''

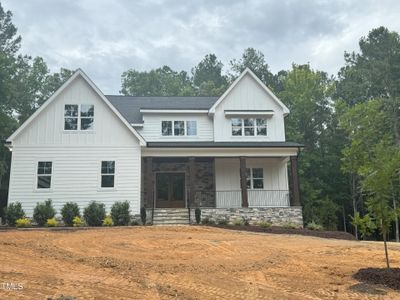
[3,0,400,94]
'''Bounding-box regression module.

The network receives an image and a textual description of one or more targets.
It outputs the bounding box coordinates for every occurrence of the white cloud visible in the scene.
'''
[3,0,400,93]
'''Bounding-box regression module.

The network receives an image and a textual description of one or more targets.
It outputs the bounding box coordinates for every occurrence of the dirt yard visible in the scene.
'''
[0,226,400,300]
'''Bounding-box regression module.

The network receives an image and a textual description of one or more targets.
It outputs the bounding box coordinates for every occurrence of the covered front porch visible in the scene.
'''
[141,155,301,210]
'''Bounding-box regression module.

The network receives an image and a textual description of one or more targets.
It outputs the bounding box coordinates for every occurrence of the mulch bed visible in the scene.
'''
[210,225,356,240]
[353,268,400,291]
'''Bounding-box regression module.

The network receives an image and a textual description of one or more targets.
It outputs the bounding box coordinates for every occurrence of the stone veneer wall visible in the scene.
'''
[189,207,303,227]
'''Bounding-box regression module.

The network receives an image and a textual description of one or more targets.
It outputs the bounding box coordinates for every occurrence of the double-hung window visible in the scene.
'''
[231,118,267,136]
[161,120,197,136]
[64,104,94,130]
[246,168,264,189]
[37,161,52,189]
[101,161,115,188]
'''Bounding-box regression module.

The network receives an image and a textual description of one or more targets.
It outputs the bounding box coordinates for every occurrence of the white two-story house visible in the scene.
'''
[5,68,303,225]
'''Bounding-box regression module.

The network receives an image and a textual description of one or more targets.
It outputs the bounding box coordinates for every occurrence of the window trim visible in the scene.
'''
[231,118,268,137]
[64,104,95,131]
[35,160,53,192]
[246,167,264,190]
[99,160,116,190]
[161,120,198,137]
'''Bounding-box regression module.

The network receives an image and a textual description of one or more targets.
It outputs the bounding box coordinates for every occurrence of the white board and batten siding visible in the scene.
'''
[137,113,213,141]
[8,76,142,217]
[214,158,289,208]
[213,73,286,142]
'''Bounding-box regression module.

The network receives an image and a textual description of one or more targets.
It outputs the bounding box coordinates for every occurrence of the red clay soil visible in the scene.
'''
[0,226,400,299]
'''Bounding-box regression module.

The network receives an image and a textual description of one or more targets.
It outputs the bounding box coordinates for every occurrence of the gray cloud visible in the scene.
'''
[3,0,400,93]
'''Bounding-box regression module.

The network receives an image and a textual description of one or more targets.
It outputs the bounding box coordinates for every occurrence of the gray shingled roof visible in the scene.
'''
[106,95,218,124]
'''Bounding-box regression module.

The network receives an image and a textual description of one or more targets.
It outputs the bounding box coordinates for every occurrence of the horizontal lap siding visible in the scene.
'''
[138,114,214,141]
[8,76,142,218]
[8,146,141,217]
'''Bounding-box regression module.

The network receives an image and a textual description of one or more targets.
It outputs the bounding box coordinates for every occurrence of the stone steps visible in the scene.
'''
[152,208,190,225]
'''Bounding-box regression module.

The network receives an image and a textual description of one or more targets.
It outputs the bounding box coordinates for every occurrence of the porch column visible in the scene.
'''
[239,157,249,207]
[290,155,301,206]
[188,157,196,207]
[145,157,154,208]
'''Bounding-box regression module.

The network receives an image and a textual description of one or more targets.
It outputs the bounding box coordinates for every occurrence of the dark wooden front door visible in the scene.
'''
[156,173,185,208]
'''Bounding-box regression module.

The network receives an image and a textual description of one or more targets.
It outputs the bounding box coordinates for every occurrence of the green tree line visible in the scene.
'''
[1,2,399,241]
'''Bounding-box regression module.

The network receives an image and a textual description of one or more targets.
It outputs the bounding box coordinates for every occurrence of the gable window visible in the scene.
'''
[161,120,197,136]
[101,161,115,188]
[64,104,94,130]
[64,105,78,130]
[246,168,264,189]
[231,118,267,136]
[37,161,52,189]
[80,104,94,130]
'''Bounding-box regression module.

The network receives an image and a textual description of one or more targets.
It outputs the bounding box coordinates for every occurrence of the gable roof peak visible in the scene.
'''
[209,67,290,116]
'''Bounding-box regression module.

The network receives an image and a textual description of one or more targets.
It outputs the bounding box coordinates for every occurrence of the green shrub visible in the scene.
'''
[306,221,323,231]
[242,217,250,226]
[46,218,58,227]
[258,220,272,229]
[195,208,201,224]
[282,222,299,229]
[102,215,114,226]
[5,202,25,226]
[217,218,228,225]
[73,216,84,227]
[61,202,80,227]
[140,207,147,225]
[201,217,215,225]
[16,218,31,228]
[83,201,106,226]
[233,218,244,226]
[110,201,130,226]
[33,199,56,226]
[130,218,140,226]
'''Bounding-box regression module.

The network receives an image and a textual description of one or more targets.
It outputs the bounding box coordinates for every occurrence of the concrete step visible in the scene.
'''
[151,208,190,225]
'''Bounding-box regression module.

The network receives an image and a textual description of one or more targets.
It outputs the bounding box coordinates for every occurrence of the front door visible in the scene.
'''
[156,173,185,208]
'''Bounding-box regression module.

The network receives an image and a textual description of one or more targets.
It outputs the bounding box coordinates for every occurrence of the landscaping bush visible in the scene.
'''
[46,218,58,227]
[61,202,80,227]
[73,216,84,227]
[282,222,299,229]
[33,199,56,226]
[233,218,244,226]
[16,218,31,228]
[201,217,215,225]
[102,215,114,226]
[217,218,228,225]
[242,217,250,226]
[306,221,323,231]
[195,208,201,224]
[140,207,147,225]
[130,218,140,226]
[83,201,106,226]
[5,202,25,226]
[110,201,130,226]
[258,220,272,229]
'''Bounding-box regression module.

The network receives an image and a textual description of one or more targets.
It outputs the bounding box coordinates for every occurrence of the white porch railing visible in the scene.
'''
[194,190,290,208]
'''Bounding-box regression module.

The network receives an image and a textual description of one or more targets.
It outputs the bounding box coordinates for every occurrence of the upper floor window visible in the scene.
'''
[246,167,264,189]
[161,120,197,136]
[64,104,94,130]
[231,118,267,136]
[37,161,52,189]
